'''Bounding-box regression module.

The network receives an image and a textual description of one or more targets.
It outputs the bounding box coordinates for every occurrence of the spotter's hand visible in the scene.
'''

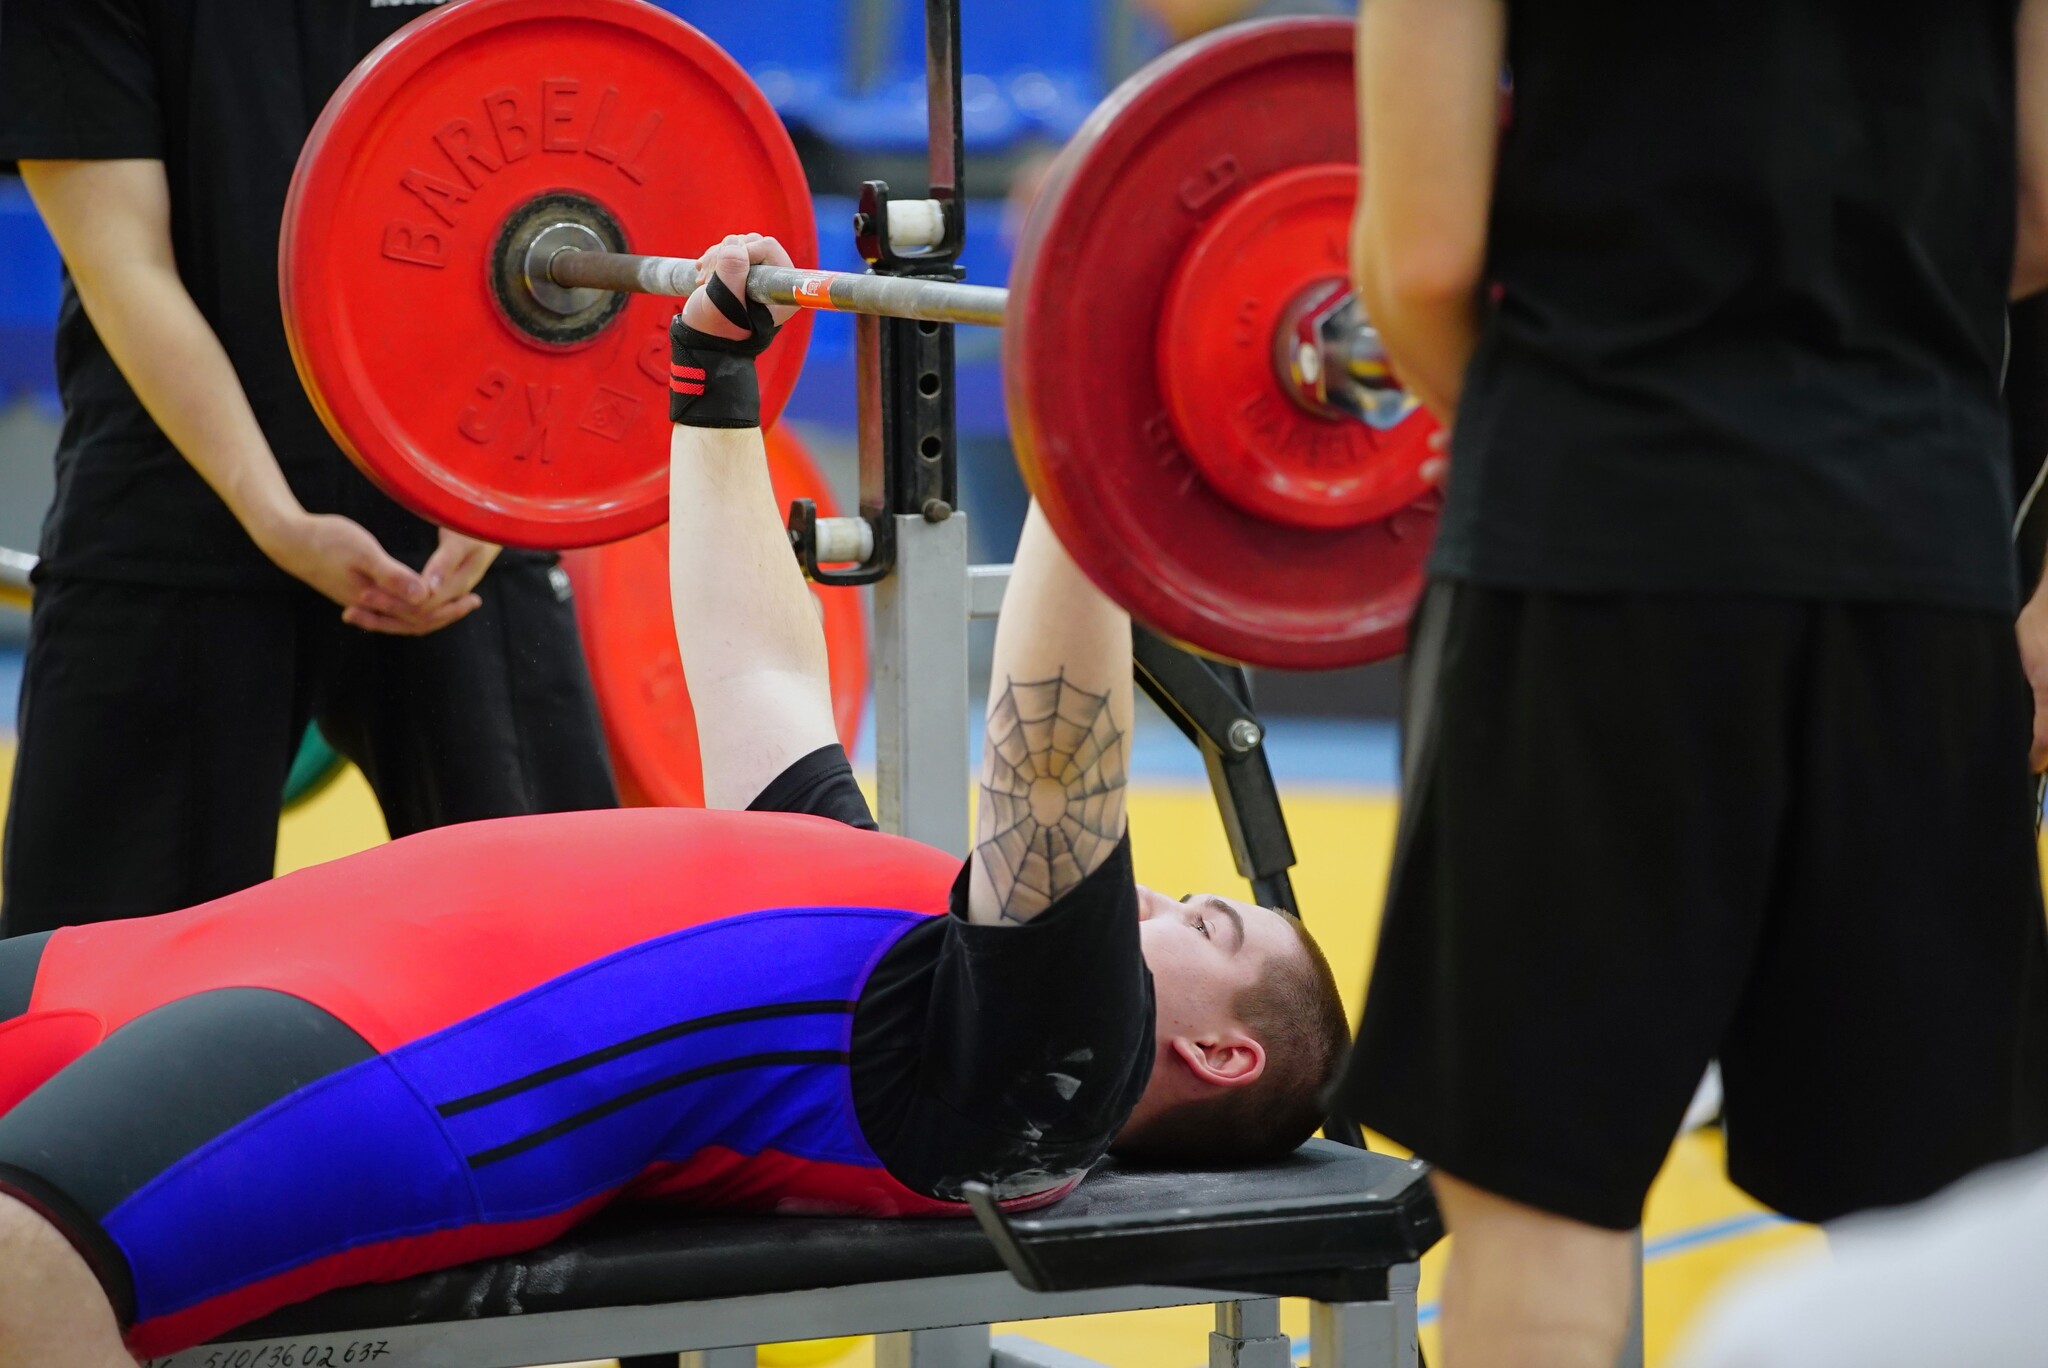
[681,234,799,341]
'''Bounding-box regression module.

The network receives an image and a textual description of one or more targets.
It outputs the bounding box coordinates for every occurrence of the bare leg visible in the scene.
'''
[1434,1172,1636,1368]
[0,1193,134,1367]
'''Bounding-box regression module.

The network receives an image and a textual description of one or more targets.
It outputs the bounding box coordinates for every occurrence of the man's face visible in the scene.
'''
[1135,884,1297,1042]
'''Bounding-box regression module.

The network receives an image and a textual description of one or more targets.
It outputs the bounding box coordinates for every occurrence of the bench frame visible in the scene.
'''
[147,1272,1422,1368]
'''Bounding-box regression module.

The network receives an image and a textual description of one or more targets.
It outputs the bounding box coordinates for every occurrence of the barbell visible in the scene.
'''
[534,238,1402,441]
[283,0,1440,669]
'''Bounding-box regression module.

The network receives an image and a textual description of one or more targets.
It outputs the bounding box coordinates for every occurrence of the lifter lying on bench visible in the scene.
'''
[0,234,1351,1365]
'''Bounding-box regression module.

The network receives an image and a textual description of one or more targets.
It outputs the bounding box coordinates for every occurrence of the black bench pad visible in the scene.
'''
[969,1140,1440,1301]
[227,1141,1437,1341]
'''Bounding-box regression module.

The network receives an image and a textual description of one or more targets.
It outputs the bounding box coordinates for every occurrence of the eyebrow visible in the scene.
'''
[1204,896,1246,955]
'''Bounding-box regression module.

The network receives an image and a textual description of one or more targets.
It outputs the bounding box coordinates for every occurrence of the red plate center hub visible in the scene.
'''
[1157,164,1435,530]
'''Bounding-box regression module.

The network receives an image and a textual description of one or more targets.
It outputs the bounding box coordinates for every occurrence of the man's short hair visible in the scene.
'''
[1117,914,1351,1164]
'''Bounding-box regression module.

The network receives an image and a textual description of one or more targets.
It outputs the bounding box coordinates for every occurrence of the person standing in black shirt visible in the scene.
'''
[1337,3,2048,1365]
[0,0,618,936]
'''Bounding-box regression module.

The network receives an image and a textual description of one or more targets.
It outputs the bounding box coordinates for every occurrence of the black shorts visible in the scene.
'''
[1336,581,2048,1229]
[2,558,618,936]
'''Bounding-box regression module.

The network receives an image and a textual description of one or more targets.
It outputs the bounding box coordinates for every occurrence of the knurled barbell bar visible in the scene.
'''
[544,247,1007,330]
[535,242,1408,436]
[283,0,1439,669]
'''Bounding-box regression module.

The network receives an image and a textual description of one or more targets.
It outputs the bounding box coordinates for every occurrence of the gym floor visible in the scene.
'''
[0,711,1823,1367]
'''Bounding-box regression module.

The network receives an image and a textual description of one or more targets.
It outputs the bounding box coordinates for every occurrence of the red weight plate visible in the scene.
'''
[1007,18,1436,669]
[1158,164,1438,530]
[562,427,867,808]
[283,0,816,549]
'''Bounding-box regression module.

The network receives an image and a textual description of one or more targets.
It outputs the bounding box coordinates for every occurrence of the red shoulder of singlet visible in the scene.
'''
[30,809,961,1052]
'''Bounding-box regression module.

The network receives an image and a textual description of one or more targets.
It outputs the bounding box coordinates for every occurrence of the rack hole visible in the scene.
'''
[920,435,943,461]
[918,319,941,335]
[918,372,941,397]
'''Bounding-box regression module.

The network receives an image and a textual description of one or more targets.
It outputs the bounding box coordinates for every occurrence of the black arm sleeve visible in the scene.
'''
[0,0,163,171]
[745,744,877,830]
[851,833,1155,1202]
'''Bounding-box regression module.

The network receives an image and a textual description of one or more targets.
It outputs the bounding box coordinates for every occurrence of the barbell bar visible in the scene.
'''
[540,246,1398,408]
[543,249,1008,330]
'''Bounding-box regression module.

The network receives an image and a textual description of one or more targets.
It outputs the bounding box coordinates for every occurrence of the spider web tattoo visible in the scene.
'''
[975,671,1128,923]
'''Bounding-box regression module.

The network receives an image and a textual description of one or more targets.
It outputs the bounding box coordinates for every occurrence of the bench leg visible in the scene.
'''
[1308,1262,1420,1368]
[1210,1298,1290,1368]
[875,1324,993,1368]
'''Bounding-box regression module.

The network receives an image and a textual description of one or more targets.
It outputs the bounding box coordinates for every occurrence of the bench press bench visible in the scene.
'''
[150,1143,1438,1368]
[136,558,1451,1368]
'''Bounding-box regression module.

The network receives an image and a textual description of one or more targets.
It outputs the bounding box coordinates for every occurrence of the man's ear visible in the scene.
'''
[1168,1033,1266,1090]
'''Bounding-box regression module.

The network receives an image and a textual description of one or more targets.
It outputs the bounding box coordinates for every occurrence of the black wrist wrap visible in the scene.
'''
[669,274,783,428]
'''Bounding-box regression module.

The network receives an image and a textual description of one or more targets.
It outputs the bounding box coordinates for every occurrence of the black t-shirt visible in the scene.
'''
[0,0,465,588]
[747,746,1156,1202]
[1436,0,2021,612]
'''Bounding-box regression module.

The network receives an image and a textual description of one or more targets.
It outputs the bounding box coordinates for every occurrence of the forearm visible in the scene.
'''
[21,162,300,547]
[2017,0,2048,298]
[967,503,1133,926]
[1355,269,1484,421]
[1352,0,1503,426]
[667,424,838,809]
[87,264,299,537]
[2016,238,2048,301]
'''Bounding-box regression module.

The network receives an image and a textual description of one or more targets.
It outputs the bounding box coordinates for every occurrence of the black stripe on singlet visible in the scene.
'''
[465,1048,851,1169]
[437,999,856,1118]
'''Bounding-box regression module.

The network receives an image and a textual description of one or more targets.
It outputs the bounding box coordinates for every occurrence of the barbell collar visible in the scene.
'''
[544,251,1011,329]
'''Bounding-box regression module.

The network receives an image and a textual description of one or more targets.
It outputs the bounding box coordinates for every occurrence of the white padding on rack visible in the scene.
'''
[889,200,947,251]
[817,517,876,565]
